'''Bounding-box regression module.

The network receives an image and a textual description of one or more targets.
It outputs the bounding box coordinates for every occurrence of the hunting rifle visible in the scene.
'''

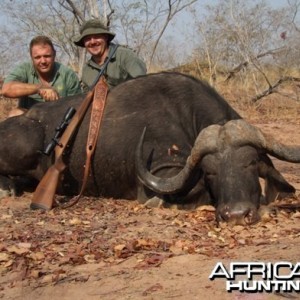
[31,44,118,210]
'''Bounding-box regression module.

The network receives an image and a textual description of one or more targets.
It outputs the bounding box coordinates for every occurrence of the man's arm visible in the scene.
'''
[2,81,59,101]
[2,81,41,98]
[123,48,147,78]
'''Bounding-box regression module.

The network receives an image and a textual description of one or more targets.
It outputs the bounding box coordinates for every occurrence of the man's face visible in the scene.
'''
[83,34,108,58]
[31,44,55,75]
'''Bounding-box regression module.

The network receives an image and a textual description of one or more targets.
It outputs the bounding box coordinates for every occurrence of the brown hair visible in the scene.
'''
[29,35,56,56]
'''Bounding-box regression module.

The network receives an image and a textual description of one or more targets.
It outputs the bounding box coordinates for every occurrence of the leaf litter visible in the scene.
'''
[0,192,299,293]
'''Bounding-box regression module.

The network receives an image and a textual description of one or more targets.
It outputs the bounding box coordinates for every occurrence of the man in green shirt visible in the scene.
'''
[73,19,147,91]
[2,35,82,117]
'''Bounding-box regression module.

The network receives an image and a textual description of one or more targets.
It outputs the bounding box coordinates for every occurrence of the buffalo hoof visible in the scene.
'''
[0,176,16,198]
[258,205,277,222]
[216,205,260,226]
[0,188,15,199]
[143,196,164,208]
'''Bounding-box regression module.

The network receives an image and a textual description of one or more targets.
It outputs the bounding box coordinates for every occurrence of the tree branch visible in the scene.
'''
[59,0,85,23]
[149,0,197,66]
[251,76,300,102]
[224,47,286,82]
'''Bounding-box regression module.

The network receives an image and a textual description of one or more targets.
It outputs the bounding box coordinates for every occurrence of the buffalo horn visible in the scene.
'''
[136,125,220,194]
[222,120,300,163]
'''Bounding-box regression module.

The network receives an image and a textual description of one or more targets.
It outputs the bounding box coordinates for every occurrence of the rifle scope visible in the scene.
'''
[43,107,76,156]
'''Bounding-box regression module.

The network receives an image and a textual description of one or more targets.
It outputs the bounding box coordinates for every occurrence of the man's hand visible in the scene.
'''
[38,87,59,101]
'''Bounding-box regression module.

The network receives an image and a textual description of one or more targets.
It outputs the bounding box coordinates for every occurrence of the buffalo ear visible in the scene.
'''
[258,158,295,204]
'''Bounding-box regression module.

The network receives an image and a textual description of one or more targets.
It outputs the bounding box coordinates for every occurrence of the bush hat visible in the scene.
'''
[73,19,115,47]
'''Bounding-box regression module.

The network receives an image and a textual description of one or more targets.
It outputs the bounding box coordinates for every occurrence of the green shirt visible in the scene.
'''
[4,62,82,109]
[81,43,147,91]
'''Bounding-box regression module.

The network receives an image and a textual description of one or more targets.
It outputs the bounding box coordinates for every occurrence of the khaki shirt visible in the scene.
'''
[81,43,147,91]
[4,62,82,109]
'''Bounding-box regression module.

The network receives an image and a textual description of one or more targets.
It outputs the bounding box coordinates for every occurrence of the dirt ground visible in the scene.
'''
[0,97,300,299]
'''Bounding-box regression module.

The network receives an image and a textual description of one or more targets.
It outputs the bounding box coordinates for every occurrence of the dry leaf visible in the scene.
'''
[17,242,31,249]
[29,251,45,261]
[0,252,10,262]
[197,205,216,212]
[6,245,29,255]
[1,214,12,220]
[69,218,82,225]
[84,254,96,263]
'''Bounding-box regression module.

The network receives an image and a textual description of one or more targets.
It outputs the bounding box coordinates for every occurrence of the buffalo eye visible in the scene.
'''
[205,171,216,182]
[244,159,258,168]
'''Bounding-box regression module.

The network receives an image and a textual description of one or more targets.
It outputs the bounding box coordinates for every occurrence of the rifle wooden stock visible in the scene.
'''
[30,158,65,210]
[31,90,95,210]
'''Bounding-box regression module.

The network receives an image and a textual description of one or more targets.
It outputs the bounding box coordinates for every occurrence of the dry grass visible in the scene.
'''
[217,83,300,123]
[0,95,16,120]
[169,61,300,124]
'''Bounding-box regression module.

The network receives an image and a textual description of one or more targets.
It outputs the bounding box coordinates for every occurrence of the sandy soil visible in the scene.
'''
[0,100,300,299]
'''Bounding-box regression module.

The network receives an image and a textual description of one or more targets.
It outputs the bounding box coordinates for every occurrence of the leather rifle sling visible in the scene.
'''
[64,77,108,207]
[60,44,118,208]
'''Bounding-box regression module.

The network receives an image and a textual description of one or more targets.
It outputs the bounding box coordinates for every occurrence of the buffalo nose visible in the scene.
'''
[217,204,260,225]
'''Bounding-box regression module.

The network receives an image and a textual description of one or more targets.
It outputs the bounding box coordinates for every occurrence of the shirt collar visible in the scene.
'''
[30,62,60,82]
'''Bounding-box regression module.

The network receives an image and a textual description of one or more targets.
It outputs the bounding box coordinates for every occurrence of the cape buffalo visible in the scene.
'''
[0,72,299,225]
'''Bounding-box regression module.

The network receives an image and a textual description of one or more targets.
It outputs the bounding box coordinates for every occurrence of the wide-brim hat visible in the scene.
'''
[73,19,115,47]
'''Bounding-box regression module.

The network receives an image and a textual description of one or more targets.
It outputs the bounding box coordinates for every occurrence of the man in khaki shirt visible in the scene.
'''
[73,19,147,91]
